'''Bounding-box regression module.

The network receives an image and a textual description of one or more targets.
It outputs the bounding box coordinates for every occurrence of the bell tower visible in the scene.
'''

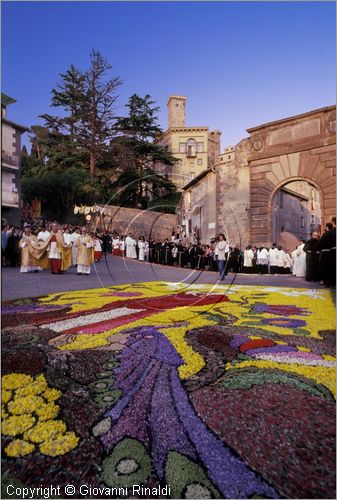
[167,95,187,128]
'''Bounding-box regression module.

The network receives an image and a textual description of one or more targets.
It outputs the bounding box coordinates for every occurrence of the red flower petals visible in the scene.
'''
[240,339,275,353]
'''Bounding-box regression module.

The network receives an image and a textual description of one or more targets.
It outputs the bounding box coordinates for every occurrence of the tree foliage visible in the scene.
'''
[114,94,177,207]
[21,168,101,220]
[22,53,177,215]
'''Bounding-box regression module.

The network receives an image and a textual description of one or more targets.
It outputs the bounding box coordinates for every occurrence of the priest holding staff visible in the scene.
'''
[76,226,94,275]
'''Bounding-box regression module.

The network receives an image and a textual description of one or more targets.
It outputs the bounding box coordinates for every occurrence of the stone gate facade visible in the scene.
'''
[182,105,335,248]
[248,106,336,246]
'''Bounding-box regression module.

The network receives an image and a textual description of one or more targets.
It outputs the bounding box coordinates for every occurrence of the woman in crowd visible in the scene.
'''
[214,234,228,280]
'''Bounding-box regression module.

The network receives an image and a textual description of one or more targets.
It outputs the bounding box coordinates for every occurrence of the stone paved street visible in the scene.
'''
[2,254,317,301]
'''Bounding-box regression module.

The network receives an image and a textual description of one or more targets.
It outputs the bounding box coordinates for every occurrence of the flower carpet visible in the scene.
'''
[1,282,336,499]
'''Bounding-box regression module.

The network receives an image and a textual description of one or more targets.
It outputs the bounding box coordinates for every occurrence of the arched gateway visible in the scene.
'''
[248,106,336,247]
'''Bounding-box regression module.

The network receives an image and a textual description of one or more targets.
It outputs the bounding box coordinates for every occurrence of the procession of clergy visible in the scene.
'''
[19,222,100,275]
[17,218,335,287]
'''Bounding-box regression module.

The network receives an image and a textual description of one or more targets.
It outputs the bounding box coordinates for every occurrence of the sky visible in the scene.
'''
[2,1,336,151]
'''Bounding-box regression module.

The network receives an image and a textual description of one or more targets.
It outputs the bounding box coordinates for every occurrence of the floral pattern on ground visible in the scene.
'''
[1,282,335,498]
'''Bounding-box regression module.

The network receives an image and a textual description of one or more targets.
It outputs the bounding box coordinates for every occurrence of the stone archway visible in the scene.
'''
[247,106,336,247]
[270,177,323,248]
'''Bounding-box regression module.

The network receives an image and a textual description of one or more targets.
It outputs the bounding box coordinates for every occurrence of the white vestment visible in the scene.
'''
[295,244,306,277]
[125,236,137,258]
[269,248,278,267]
[138,241,145,260]
[243,249,254,267]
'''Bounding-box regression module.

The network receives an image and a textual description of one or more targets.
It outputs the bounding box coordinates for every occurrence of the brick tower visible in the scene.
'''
[167,96,187,128]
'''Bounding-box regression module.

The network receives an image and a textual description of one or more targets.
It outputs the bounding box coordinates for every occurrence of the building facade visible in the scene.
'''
[155,96,221,189]
[178,105,336,250]
[1,93,28,226]
[179,168,216,244]
[272,181,321,243]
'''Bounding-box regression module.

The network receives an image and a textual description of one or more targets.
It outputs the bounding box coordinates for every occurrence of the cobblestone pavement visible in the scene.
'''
[1,254,319,300]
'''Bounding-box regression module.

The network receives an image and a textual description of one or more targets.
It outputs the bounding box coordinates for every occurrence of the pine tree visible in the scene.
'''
[39,50,122,177]
[115,94,177,207]
[42,64,85,141]
[81,49,122,177]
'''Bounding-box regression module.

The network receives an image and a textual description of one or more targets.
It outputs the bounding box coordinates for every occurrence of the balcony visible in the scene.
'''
[2,151,20,169]
[2,190,19,208]
[186,148,197,158]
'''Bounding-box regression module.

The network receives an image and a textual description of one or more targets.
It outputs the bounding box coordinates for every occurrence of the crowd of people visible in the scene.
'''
[1,217,335,287]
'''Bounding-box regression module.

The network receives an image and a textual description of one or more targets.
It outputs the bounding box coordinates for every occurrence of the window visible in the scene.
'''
[197,142,204,153]
[186,138,197,157]
[190,172,195,180]
[179,143,186,154]
[197,159,203,165]
[175,103,179,107]
[301,217,305,228]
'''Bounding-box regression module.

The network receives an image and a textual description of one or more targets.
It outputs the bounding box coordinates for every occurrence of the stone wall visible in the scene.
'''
[216,139,251,248]
[91,205,177,241]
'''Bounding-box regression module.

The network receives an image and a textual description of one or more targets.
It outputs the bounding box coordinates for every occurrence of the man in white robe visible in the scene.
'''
[292,247,298,275]
[76,227,94,275]
[125,233,137,259]
[269,244,279,274]
[295,240,306,277]
[71,227,81,266]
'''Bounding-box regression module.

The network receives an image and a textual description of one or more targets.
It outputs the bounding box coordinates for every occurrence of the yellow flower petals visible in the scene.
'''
[16,374,48,397]
[36,403,59,421]
[5,439,35,457]
[2,373,79,458]
[39,431,79,457]
[2,374,32,391]
[2,390,12,404]
[8,395,45,415]
[2,415,35,436]
[43,388,62,403]
[24,419,66,443]
[323,355,336,362]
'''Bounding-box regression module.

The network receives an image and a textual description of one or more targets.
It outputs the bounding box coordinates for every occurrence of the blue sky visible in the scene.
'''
[2,1,336,150]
